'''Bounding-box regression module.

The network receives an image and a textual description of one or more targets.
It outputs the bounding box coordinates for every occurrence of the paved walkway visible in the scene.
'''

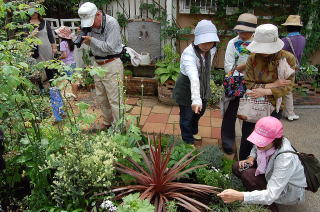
[125,97,222,147]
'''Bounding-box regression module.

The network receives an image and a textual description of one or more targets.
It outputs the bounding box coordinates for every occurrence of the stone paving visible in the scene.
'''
[125,97,222,147]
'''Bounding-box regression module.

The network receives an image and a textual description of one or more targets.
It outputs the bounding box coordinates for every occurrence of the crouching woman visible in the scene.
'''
[218,116,307,209]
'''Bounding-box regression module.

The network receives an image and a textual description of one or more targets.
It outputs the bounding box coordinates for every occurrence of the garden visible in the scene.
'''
[1,0,320,211]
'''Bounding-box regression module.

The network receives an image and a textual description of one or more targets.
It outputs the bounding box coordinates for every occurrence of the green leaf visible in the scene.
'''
[76,102,90,111]
[20,137,30,145]
[160,74,170,84]
[155,67,169,75]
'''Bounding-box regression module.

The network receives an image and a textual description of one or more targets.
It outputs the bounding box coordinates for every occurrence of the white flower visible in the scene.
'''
[100,200,117,211]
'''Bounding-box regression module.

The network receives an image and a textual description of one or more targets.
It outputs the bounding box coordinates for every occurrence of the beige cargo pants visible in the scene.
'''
[284,92,295,117]
[94,58,124,125]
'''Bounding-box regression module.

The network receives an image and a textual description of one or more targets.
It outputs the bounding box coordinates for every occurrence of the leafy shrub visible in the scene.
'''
[165,201,178,212]
[112,136,219,212]
[155,44,180,84]
[237,204,269,212]
[117,193,155,212]
[209,79,224,106]
[198,146,224,169]
[46,132,118,208]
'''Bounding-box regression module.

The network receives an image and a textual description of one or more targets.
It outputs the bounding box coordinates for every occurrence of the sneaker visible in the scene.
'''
[287,114,299,121]
[193,134,202,140]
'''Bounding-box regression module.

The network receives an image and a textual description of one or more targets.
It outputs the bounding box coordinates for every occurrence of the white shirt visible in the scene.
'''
[180,44,216,106]
[224,35,252,73]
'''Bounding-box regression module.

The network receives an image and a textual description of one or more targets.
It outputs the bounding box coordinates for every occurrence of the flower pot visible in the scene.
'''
[157,80,176,105]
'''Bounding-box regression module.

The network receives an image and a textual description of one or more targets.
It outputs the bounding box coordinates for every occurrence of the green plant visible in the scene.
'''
[45,132,118,208]
[124,69,133,77]
[237,204,269,212]
[110,135,219,212]
[165,200,178,212]
[198,146,224,169]
[155,44,180,84]
[168,142,203,178]
[117,193,155,212]
[208,80,224,106]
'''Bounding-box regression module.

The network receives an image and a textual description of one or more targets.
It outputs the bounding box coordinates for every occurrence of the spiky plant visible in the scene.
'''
[111,135,219,212]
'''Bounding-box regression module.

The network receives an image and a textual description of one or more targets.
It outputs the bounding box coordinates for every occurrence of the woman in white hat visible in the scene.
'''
[221,13,257,154]
[238,24,296,160]
[173,20,219,144]
[281,15,306,121]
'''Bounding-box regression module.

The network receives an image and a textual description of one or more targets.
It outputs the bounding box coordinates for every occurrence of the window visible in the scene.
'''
[179,0,216,14]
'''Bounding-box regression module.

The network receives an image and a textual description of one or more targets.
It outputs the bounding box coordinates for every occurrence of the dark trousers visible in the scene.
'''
[232,162,267,191]
[232,162,279,212]
[179,101,207,143]
[221,97,240,152]
[239,110,283,160]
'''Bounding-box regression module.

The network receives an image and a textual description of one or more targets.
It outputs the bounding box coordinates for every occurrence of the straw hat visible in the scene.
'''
[282,15,303,26]
[194,20,220,45]
[246,24,284,54]
[55,26,73,40]
[234,13,257,32]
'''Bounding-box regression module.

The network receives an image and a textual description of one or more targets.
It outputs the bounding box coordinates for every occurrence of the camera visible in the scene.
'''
[239,162,251,172]
[74,27,92,48]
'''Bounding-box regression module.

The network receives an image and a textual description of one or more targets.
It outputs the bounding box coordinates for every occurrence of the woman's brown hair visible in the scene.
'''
[273,137,284,149]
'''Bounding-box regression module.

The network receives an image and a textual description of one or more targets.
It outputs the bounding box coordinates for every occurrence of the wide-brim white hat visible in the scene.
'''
[194,20,220,45]
[247,24,284,54]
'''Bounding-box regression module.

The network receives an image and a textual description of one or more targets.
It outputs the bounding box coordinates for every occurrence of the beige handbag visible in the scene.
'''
[237,93,275,123]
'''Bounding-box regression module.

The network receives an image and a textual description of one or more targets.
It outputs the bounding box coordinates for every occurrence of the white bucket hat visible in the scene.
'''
[194,20,219,45]
[78,2,98,28]
[246,24,284,54]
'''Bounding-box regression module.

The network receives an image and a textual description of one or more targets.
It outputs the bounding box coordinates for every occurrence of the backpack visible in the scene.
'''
[276,146,320,192]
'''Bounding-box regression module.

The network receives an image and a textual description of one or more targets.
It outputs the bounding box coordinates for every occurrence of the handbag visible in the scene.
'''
[276,145,320,193]
[223,70,246,97]
[237,93,274,123]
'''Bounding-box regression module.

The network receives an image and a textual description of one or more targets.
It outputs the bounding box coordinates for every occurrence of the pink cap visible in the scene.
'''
[247,116,283,147]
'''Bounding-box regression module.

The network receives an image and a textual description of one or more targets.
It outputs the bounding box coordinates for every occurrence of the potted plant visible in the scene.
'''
[155,44,180,105]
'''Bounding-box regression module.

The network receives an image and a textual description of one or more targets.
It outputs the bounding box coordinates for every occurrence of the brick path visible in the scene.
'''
[126,97,222,147]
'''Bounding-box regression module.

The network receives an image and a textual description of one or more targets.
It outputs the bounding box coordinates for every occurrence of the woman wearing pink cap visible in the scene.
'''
[218,116,307,211]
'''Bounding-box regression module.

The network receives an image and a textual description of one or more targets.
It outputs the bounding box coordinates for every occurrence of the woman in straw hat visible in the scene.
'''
[238,24,296,160]
[221,13,257,154]
[281,15,306,121]
[218,116,307,211]
[173,20,219,144]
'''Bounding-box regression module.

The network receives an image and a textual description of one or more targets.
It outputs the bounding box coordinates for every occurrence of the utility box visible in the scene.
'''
[127,19,161,62]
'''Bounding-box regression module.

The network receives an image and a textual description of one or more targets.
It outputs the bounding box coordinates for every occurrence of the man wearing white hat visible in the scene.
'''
[78,2,123,129]
[281,15,306,121]
[221,13,257,154]
[173,20,219,144]
[238,24,296,160]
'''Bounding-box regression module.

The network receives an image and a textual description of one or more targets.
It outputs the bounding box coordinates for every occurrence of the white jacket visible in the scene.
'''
[224,36,252,73]
[180,44,216,106]
[243,138,307,205]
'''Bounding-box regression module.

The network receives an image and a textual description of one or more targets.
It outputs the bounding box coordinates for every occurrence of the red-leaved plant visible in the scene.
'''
[112,136,219,212]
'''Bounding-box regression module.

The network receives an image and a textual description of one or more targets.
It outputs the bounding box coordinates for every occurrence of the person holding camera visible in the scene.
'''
[78,2,123,129]
[218,117,307,211]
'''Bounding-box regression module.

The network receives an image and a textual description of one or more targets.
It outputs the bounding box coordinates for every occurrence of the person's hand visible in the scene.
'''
[239,156,254,169]
[247,88,268,98]
[192,104,202,114]
[51,44,57,54]
[82,36,92,45]
[267,79,291,88]
[235,63,246,72]
[217,189,244,203]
